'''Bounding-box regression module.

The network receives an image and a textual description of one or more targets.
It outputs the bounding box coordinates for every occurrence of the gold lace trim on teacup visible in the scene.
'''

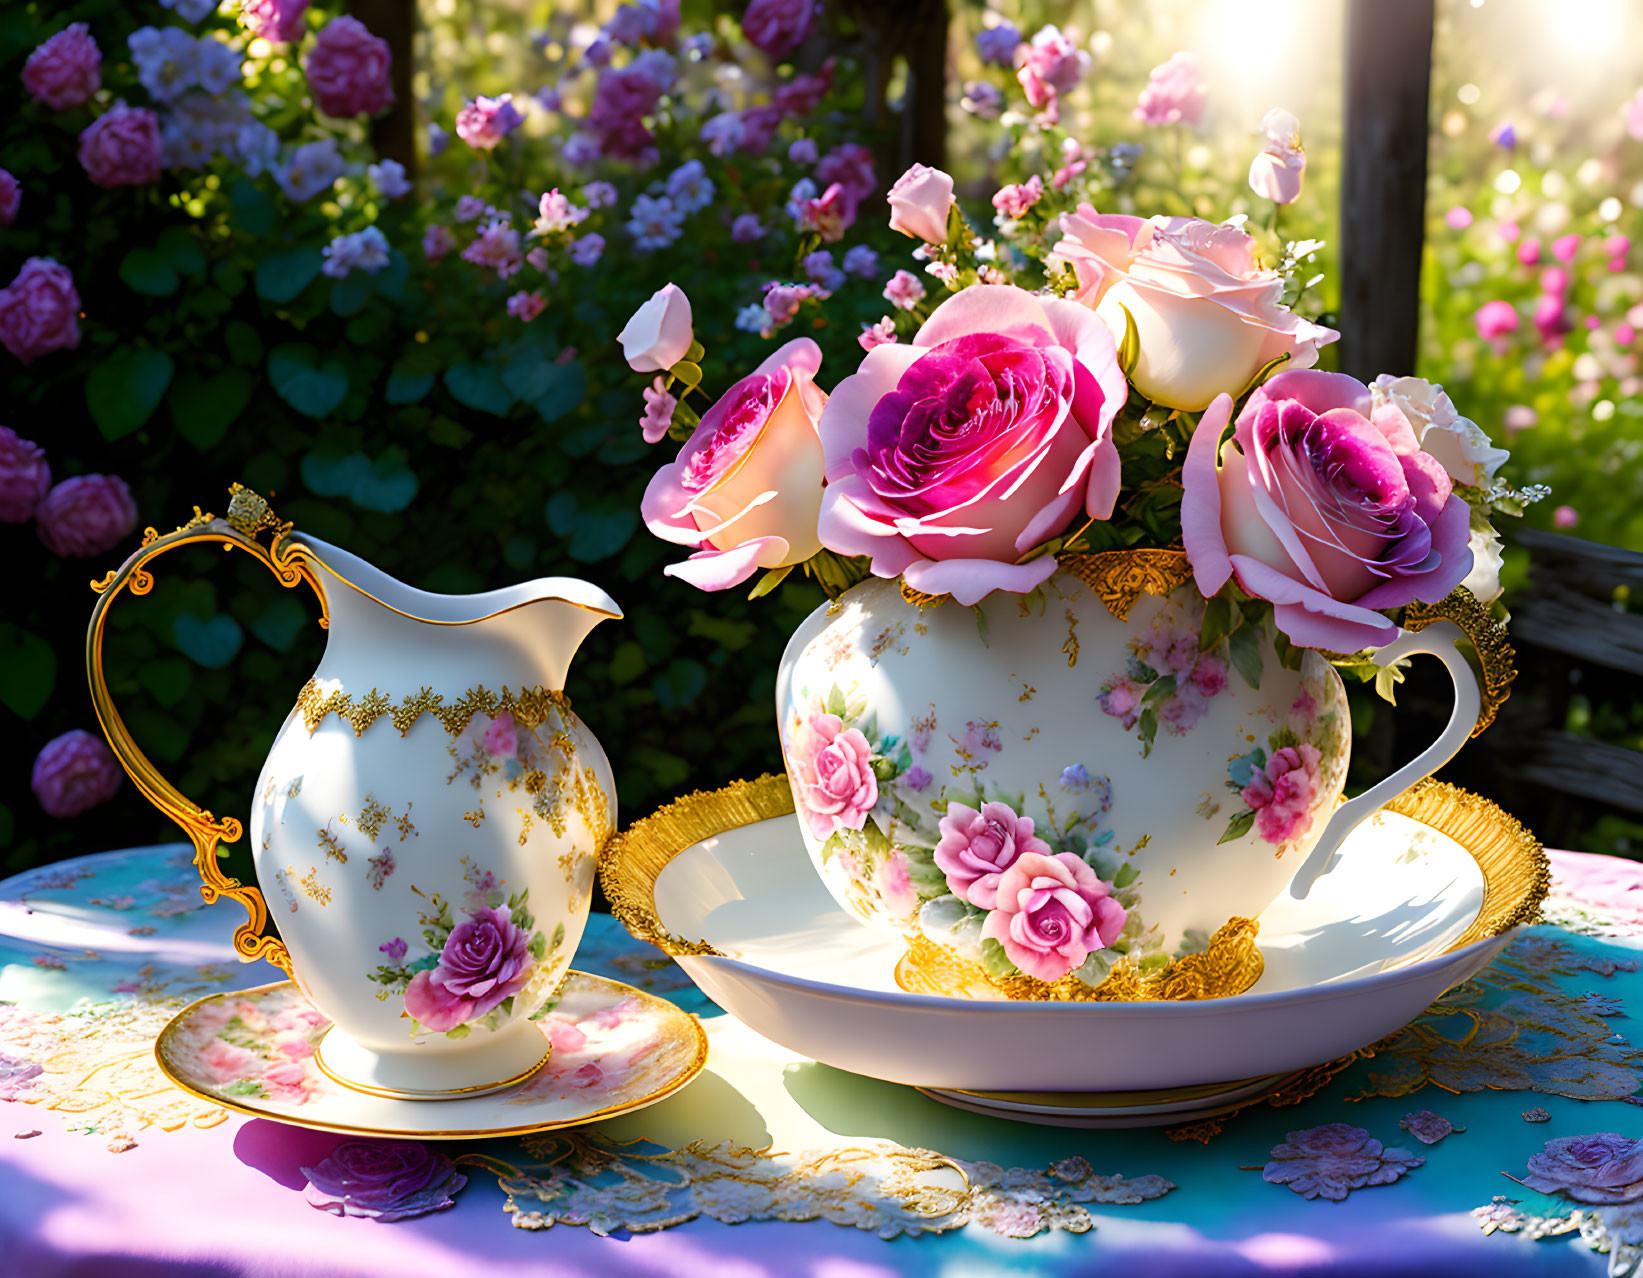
[895,917,1264,1003]
[900,549,1194,621]
[292,679,573,738]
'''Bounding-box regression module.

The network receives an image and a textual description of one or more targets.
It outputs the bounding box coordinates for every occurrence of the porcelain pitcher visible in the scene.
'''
[88,486,621,1096]
[776,553,1485,997]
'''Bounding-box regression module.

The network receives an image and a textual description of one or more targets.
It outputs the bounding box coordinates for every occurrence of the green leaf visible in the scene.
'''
[444,1024,471,1040]
[229,179,275,235]
[1140,675,1177,706]
[1228,623,1263,690]
[1374,662,1406,705]
[385,365,435,404]
[87,348,175,440]
[652,658,706,709]
[748,564,793,599]
[1199,594,1239,652]
[1218,809,1257,844]
[329,270,375,316]
[350,451,418,513]
[608,641,646,685]
[532,361,587,424]
[173,613,244,669]
[156,226,206,276]
[169,369,253,450]
[255,247,321,303]
[444,362,514,416]
[501,349,559,402]
[268,343,350,418]
[136,658,191,709]
[373,250,410,298]
[249,596,310,652]
[224,321,263,368]
[119,247,178,297]
[1115,302,1141,377]
[1138,707,1158,758]
[671,360,703,389]
[0,625,56,720]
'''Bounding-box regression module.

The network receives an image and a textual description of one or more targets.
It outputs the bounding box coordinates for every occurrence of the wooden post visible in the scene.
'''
[349,0,419,177]
[1338,0,1434,378]
[836,0,950,174]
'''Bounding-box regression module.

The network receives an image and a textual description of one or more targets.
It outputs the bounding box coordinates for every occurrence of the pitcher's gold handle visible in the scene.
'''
[86,485,328,977]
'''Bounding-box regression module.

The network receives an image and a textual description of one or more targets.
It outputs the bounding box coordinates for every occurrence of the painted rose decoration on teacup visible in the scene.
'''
[617,152,1529,998]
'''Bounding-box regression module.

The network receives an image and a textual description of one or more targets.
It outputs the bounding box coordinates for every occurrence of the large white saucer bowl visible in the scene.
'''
[603,776,1545,1096]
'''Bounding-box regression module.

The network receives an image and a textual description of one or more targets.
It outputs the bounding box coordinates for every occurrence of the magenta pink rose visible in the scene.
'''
[77,102,162,189]
[403,904,534,1032]
[0,427,50,522]
[482,711,518,757]
[1055,209,1337,411]
[0,170,19,228]
[786,710,878,840]
[305,16,394,117]
[815,143,876,206]
[23,23,101,112]
[31,730,123,819]
[642,338,827,590]
[37,474,137,558]
[1015,25,1085,121]
[588,69,661,160]
[241,0,310,44]
[1183,371,1474,652]
[1474,299,1519,344]
[934,800,1051,909]
[1241,744,1323,844]
[457,93,525,151]
[817,284,1126,604]
[741,0,814,59]
[1134,52,1206,126]
[980,851,1127,983]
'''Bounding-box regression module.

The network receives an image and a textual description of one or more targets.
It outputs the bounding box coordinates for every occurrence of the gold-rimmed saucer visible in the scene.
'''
[154,971,706,1140]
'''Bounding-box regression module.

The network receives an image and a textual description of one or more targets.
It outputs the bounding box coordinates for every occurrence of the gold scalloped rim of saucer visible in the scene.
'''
[599,774,1548,1001]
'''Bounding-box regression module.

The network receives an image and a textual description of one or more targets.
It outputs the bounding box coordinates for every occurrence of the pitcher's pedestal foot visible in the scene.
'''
[313,1017,550,1100]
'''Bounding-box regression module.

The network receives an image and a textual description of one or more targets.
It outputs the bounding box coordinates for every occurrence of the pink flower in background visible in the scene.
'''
[404,905,533,1032]
[460,217,523,279]
[78,103,162,189]
[37,474,137,558]
[31,731,122,819]
[0,258,80,364]
[981,851,1127,983]
[975,22,1023,68]
[1541,267,1569,295]
[787,710,877,839]
[1554,505,1579,528]
[858,316,897,351]
[1444,207,1472,230]
[1182,371,1474,652]
[1098,676,1143,728]
[1242,744,1324,843]
[194,1036,262,1084]
[819,285,1126,603]
[992,175,1044,219]
[482,711,518,757]
[1015,25,1087,122]
[795,183,854,243]
[1134,52,1206,126]
[1054,209,1336,411]
[815,142,876,206]
[1474,299,1519,344]
[240,0,310,44]
[883,269,926,311]
[506,290,546,322]
[935,801,1049,909]
[1552,234,1581,263]
[1533,294,1571,345]
[305,16,394,117]
[1523,1133,1643,1204]
[886,163,953,244]
[262,1058,315,1103]
[741,0,813,60]
[0,170,20,228]
[641,377,676,444]
[0,427,50,522]
[23,24,101,112]
[1516,238,1540,265]
[642,338,827,589]
[774,61,835,117]
[1248,108,1306,205]
[456,94,523,150]
[422,224,455,263]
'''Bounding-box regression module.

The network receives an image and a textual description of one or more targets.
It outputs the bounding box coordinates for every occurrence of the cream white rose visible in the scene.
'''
[618,283,694,372]
[1370,375,1510,490]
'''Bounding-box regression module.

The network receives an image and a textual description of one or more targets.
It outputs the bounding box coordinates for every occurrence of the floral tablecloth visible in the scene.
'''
[1,842,1640,1277]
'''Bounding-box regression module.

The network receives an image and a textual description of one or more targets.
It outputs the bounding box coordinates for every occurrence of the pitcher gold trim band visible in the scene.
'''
[86,485,623,1099]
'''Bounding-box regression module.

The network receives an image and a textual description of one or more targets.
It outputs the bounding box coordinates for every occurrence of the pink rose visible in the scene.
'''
[31,730,123,819]
[37,474,137,558]
[817,285,1126,604]
[875,851,919,919]
[240,0,310,44]
[77,102,162,189]
[1523,1134,1643,1205]
[403,904,534,1032]
[934,800,1051,909]
[786,710,877,840]
[741,0,814,59]
[0,427,50,522]
[23,23,101,112]
[992,175,1044,219]
[1241,743,1323,844]
[815,143,876,206]
[0,170,19,228]
[456,96,524,153]
[1183,371,1474,652]
[796,182,855,243]
[619,282,693,372]
[1248,109,1306,205]
[263,1058,315,1103]
[886,163,954,245]
[1055,208,1338,411]
[305,16,394,118]
[1134,52,1206,126]
[482,711,518,757]
[642,338,827,590]
[1474,299,1519,343]
[194,1036,262,1084]
[980,851,1127,983]
[1015,25,1086,121]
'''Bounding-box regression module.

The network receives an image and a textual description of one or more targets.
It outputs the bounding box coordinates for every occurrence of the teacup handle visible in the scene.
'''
[85,485,326,975]
[1287,620,1481,899]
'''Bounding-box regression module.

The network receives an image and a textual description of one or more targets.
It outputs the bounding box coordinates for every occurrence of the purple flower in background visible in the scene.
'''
[732,213,766,243]
[842,245,878,278]
[32,730,123,819]
[741,0,814,60]
[962,81,1004,119]
[1489,120,1516,148]
[37,474,137,557]
[240,0,310,44]
[302,1140,467,1221]
[0,427,50,523]
[975,22,1022,67]
[788,138,818,166]
[456,94,523,151]
[0,170,18,228]
[570,233,605,267]
[23,23,102,111]
[582,181,618,209]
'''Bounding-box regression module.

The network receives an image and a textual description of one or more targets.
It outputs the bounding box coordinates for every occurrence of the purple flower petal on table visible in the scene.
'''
[1400,1110,1461,1145]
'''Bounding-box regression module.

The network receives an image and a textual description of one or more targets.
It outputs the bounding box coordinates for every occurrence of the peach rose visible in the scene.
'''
[641,337,826,590]
[1054,208,1338,411]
